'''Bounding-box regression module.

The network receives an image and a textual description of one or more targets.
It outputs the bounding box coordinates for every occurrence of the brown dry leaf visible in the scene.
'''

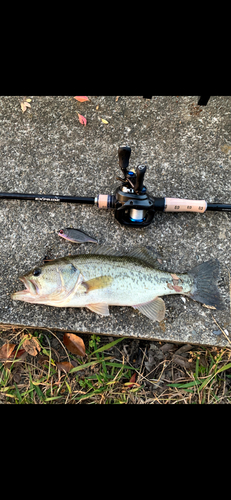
[172,354,195,370]
[4,350,27,370]
[22,335,41,356]
[37,354,49,366]
[115,96,120,102]
[12,366,23,384]
[56,361,73,373]
[63,333,86,357]
[0,343,16,361]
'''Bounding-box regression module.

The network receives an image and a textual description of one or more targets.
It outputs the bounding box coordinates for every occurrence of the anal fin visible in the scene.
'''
[133,297,165,322]
[87,303,110,316]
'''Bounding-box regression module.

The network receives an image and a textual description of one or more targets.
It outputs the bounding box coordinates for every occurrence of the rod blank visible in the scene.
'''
[0,192,95,204]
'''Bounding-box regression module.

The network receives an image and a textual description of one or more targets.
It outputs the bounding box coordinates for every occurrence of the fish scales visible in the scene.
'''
[67,254,164,307]
[11,249,225,322]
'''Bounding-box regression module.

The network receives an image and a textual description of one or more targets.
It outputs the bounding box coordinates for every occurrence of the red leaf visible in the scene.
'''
[74,96,89,102]
[78,113,87,126]
[14,348,27,359]
[63,333,86,357]
[126,373,137,389]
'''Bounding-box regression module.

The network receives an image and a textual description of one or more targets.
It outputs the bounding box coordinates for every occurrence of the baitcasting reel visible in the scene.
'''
[94,146,157,226]
[114,146,155,227]
[1,145,231,227]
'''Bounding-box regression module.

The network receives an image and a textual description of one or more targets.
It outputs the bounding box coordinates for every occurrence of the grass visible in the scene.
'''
[0,330,142,404]
[1,326,231,404]
[160,346,231,404]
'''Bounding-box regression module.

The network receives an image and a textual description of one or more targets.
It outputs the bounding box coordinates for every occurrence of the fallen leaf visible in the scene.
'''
[0,343,16,361]
[20,101,31,113]
[56,361,74,373]
[170,273,180,281]
[77,113,87,126]
[22,335,41,356]
[26,98,32,102]
[126,373,137,389]
[74,96,89,102]
[203,304,216,309]
[63,333,86,357]
[172,354,195,370]
[115,96,120,102]
[4,349,27,370]
[12,366,22,383]
[174,344,192,356]
[101,118,108,124]
[14,348,27,359]
[37,354,49,366]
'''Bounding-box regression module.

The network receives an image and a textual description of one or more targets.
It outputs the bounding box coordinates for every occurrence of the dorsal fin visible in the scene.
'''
[125,247,162,269]
[91,246,125,257]
[88,245,162,269]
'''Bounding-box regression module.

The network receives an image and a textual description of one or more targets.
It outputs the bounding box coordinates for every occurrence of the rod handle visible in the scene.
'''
[164,198,207,212]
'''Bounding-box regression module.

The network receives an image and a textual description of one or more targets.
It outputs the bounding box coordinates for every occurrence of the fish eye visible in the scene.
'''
[33,268,41,277]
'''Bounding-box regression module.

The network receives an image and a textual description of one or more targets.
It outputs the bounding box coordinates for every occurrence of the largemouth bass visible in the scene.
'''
[11,247,224,322]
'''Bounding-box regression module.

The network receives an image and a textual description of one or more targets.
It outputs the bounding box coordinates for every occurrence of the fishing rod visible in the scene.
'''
[1,146,231,227]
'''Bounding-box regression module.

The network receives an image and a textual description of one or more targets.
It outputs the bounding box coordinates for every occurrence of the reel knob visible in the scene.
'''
[118,146,131,177]
[133,165,146,194]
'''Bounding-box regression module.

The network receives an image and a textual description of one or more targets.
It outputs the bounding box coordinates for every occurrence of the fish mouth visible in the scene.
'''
[58,232,69,240]
[20,276,38,294]
[11,276,38,300]
[58,230,72,241]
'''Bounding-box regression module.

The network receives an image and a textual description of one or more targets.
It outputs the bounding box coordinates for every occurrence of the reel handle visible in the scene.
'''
[134,165,146,193]
[118,146,131,176]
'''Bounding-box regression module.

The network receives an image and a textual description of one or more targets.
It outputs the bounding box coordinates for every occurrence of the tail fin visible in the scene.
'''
[188,259,225,310]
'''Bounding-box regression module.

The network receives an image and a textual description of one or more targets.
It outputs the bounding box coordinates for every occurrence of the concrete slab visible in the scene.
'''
[0,95,231,347]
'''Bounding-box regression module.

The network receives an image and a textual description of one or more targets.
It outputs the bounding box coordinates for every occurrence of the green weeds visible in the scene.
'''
[166,346,231,403]
[1,327,231,404]
[0,331,141,404]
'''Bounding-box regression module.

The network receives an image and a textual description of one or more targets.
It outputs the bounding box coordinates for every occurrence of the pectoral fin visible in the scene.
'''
[87,303,110,316]
[81,276,113,293]
[133,297,165,322]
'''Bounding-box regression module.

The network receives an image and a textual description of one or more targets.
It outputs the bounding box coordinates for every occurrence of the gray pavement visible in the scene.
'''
[0,95,231,347]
